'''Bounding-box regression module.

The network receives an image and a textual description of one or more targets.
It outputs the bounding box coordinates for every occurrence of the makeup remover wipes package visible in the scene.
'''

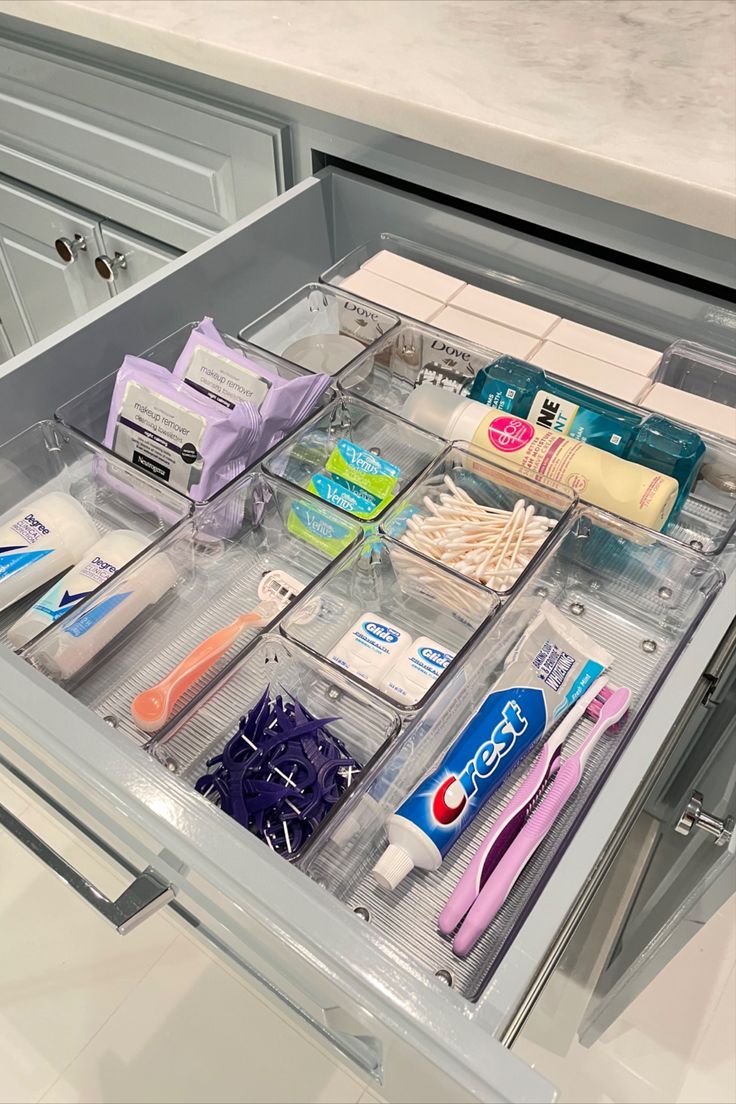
[173,318,332,458]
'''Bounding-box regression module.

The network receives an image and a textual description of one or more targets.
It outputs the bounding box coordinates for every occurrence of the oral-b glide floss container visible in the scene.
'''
[379,636,455,705]
[328,612,412,687]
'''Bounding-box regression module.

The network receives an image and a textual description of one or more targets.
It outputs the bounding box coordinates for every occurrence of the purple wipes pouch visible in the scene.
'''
[103,354,259,502]
[173,318,331,456]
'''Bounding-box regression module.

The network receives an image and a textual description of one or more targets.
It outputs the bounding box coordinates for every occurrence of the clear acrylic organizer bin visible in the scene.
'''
[322,232,736,355]
[261,394,446,524]
[149,632,401,864]
[20,473,362,745]
[299,506,724,1001]
[0,420,190,648]
[337,320,501,409]
[237,283,400,378]
[380,444,576,596]
[654,338,736,408]
[280,533,499,713]
[54,320,334,504]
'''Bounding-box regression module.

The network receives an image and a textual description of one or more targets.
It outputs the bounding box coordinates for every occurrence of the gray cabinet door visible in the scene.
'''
[93,222,181,296]
[578,625,736,1043]
[0,252,31,359]
[0,176,109,343]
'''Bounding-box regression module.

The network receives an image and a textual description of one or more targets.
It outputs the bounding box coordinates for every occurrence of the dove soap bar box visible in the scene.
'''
[7,528,149,648]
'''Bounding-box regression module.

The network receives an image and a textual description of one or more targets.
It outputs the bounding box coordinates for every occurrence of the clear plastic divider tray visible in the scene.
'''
[380,444,575,596]
[0,420,190,648]
[322,232,736,355]
[654,338,736,407]
[20,473,362,746]
[237,282,400,378]
[300,506,724,1000]
[149,632,401,863]
[262,393,445,524]
[280,533,499,713]
[54,321,335,505]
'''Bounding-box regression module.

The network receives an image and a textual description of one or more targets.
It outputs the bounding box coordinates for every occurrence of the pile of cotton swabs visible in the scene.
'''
[401,476,556,590]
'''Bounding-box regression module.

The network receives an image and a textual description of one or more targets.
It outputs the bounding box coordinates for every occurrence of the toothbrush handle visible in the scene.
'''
[453,756,584,957]
[438,742,561,936]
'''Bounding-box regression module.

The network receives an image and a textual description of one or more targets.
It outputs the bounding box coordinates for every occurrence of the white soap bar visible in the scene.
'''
[448,284,560,338]
[432,306,540,360]
[641,383,736,441]
[361,250,465,303]
[338,270,443,323]
[546,319,661,377]
[531,342,651,404]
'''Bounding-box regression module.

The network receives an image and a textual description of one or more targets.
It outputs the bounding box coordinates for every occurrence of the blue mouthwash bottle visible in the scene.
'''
[628,415,705,522]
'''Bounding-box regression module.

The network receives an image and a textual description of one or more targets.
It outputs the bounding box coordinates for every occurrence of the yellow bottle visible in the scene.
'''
[403,385,678,530]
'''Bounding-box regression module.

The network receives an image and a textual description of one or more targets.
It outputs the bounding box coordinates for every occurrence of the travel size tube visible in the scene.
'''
[371,602,612,891]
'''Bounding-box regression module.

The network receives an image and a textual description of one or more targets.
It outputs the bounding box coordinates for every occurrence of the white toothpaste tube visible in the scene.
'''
[0,491,99,614]
[380,635,456,705]
[329,612,412,685]
[7,528,150,649]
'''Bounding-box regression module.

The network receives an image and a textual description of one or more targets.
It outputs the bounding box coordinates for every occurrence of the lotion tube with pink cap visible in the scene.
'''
[372,602,611,891]
[401,385,678,530]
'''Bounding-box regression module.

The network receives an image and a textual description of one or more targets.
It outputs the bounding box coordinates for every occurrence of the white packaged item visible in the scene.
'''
[8,528,150,648]
[432,307,541,360]
[361,251,465,302]
[328,612,412,685]
[641,383,736,442]
[447,285,560,338]
[28,550,177,681]
[338,271,443,323]
[0,491,98,614]
[545,318,661,376]
[380,635,456,705]
[531,343,651,404]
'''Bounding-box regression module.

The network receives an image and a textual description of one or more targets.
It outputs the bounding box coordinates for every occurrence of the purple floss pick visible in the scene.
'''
[195,685,362,858]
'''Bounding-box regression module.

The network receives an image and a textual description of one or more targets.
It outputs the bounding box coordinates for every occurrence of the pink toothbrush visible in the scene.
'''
[450,682,631,958]
[439,675,608,938]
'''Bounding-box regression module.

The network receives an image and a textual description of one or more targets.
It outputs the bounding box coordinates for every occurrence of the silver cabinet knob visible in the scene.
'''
[54,234,87,263]
[676,790,734,846]
[94,252,127,282]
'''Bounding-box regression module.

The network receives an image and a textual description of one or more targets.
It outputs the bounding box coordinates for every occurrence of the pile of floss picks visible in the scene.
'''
[401,476,556,591]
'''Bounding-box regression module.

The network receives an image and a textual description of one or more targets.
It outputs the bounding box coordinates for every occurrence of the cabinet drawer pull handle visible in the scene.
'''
[95,252,127,282]
[675,789,734,846]
[54,234,87,263]
[0,799,175,933]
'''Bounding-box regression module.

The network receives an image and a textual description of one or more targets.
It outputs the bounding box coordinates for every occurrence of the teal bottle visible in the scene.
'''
[628,415,705,522]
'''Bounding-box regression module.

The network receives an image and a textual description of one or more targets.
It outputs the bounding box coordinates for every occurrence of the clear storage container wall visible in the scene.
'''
[301,506,724,1000]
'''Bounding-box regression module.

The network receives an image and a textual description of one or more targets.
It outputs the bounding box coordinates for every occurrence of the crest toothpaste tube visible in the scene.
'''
[372,601,612,890]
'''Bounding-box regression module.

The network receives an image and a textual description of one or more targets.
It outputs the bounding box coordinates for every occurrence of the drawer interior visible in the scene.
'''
[0,166,734,1091]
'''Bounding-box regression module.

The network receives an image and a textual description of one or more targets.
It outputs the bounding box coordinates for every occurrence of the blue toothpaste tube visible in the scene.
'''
[371,602,612,890]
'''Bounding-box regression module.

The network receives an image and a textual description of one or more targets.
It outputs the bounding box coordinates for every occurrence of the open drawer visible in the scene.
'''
[1,166,735,1104]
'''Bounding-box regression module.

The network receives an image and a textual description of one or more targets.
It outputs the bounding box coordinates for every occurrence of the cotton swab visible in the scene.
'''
[400,477,555,591]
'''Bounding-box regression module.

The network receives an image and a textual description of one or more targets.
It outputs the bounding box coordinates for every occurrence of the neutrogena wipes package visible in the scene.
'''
[103,356,259,500]
[172,318,332,458]
[103,320,331,502]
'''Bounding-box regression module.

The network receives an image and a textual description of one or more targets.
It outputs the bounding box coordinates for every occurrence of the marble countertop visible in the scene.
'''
[1,0,734,236]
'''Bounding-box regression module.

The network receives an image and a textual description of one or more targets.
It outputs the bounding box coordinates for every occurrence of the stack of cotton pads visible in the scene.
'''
[400,476,556,591]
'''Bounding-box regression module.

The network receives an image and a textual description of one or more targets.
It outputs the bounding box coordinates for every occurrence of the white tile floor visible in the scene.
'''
[1,769,734,1104]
